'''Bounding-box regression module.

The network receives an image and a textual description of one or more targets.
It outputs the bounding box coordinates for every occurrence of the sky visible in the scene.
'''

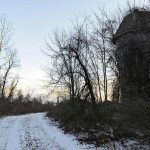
[0,0,143,95]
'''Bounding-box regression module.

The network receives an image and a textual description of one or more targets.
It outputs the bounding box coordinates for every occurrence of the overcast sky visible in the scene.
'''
[0,0,144,95]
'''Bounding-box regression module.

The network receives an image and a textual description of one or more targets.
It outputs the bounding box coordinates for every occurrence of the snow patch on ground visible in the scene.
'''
[0,113,149,150]
[0,113,93,150]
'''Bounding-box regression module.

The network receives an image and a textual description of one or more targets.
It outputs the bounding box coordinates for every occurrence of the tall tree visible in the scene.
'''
[0,16,19,101]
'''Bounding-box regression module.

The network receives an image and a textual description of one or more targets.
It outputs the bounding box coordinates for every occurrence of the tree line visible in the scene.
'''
[0,16,53,115]
[45,10,119,106]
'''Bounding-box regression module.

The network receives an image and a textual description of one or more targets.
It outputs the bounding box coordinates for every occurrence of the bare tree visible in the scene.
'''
[7,76,19,101]
[0,16,19,101]
[1,49,18,99]
[45,19,99,109]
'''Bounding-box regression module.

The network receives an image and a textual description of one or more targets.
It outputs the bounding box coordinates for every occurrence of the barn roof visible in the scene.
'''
[113,10,150,44]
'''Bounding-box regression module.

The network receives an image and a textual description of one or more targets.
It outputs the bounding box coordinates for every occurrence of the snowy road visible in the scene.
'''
[0,113,91,150]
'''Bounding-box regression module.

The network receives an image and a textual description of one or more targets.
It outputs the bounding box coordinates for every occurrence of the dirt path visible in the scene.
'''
[0,113,89,150]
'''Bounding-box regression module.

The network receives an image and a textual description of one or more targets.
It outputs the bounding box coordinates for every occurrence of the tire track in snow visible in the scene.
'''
[19,114,64,150]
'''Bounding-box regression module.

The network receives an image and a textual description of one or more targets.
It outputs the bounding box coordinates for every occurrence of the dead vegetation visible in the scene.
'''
[47,99,150,147]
